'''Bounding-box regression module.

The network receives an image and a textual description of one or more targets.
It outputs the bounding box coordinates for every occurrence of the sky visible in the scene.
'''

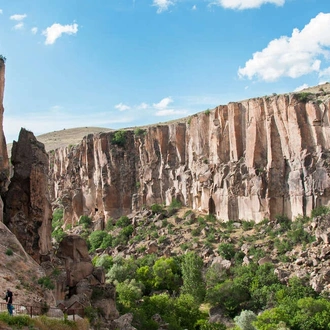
[0,0,330,143]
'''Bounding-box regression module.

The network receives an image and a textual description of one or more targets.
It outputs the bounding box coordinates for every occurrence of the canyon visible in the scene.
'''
[48,86,330,226]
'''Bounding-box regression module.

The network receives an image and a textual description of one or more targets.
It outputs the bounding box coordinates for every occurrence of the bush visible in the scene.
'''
[38,276,55,290]
[112,130,126,146]
[296,92,312,103]
[234,310,257,330]
[5,248,13,256]
[218,243,236,260]
[311,205,330,218]
[134,128,145,136]
[88,230,110,251]
[79,215,92,228]
[151,203,164,214]
[116,216,131,228]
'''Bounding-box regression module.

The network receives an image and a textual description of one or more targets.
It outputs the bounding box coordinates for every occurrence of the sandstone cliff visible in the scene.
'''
[0,58,9,222]
[49,87,330,224]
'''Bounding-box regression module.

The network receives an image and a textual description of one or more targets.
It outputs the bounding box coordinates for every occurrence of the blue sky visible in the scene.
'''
[0,0,330,143]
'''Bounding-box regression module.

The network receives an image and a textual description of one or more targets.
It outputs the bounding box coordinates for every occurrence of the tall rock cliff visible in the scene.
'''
[5,128,53,263]
[49,87,330,223]
[0,58,9,222]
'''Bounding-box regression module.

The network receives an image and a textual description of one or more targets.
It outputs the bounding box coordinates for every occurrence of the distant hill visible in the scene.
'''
[7,126,113,154]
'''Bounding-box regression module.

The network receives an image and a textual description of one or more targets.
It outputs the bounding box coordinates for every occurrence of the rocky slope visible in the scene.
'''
[49,84,330,225]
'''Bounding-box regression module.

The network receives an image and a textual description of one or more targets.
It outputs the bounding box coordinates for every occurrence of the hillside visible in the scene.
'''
[7,126,113,154]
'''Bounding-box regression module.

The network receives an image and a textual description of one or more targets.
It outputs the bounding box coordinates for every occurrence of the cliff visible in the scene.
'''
[4,128,53,263]
[0,58,9,222]
[49,86,330,224]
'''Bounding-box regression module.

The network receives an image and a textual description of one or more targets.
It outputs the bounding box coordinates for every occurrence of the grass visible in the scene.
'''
[0,312,89,330]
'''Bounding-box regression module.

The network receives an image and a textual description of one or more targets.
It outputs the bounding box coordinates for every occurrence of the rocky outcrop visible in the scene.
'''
[0,58,9,222]
[54,235,118,321]
[4,128,52,263]
[0,221,55,308]
[49,88,330,223]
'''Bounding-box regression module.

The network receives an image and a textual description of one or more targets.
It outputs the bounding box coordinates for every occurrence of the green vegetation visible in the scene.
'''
[49,199,330,329]
[112,130,126,146]
[51,208,66,243]
[205,109,211,115]
[78,215,92,229]
[0,55,6,63]
[5,248,13,256]
[296,92,312,103]
[0,312,89,329]
[134,128,146,136]
[38,276,55,290]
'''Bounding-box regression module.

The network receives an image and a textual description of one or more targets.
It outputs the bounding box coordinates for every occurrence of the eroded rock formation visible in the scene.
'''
[4,128,52,263]
[50,89,330,223]
[0,58,9,222]
[54,235,118,321]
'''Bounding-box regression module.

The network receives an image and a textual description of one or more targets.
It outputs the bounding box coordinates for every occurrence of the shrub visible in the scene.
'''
[116,216,131,228]
[218,243,236,260]
[234,310,257,330]
[205,109,211,115]
[5,248,13,256]
[88,230,109,251]
[311,205,330,218]
[79,215,92,228]
[0,312,32,327]
[151,203,164,214]
[296,92,312,103]
[112,130,126,146]
[242,220,255,231]
[134,128,145,136]
[0,55,6,63]
[38,276,55,290]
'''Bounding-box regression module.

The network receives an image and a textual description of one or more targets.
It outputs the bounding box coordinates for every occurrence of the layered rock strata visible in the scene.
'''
[49,90,330,223]
[4,128,52,263]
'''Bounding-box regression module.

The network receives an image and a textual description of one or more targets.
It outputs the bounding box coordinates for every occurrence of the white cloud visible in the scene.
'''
[320,67,330,78]
[153,97,173,109]
[238,13,330,82]
[153,0,175,13]
[210,0,284,10]
[156,109,188,116]
[115,103,131,111]
[0,9,3,14]
[42,22,78,45]
[137,102,149,110]
[294,84,309,92]
[10,13,27,21]
[31,27,38,34]
[192,5,197,10]
[13,22,24,30]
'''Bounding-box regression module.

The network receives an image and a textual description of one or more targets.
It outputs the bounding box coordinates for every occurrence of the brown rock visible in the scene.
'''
[4,128,52,263]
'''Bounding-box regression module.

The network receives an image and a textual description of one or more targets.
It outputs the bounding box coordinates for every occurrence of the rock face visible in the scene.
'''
[54,235,118,321]
[0,58,9,222]
[49,89,330,223]
[4,128,52,263]
[0,221,55,308]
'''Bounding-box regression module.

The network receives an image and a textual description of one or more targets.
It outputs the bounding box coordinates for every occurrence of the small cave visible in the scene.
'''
[208,197,216,215]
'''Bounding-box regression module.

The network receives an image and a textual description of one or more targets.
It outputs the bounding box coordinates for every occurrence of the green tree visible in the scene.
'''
[181,252,206,303]
[88,230,109,251]
[234,310,257,330]
[152,257,181,292]
[116,279,144,309]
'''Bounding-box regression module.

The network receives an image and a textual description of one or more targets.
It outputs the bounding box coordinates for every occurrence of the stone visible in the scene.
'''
[4,128,52,263]
[48,95,330,223]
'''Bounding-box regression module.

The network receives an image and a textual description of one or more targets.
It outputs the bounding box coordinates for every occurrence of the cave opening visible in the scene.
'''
[208,197,216,215]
